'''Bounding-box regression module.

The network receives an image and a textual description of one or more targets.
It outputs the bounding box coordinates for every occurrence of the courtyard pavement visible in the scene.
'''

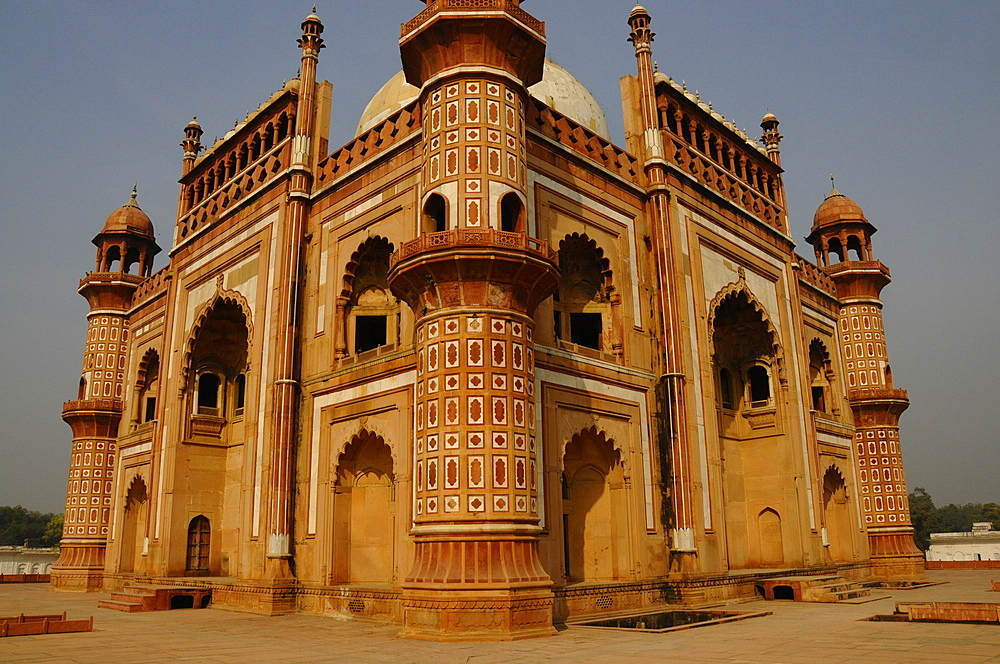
[2,570,1000,663]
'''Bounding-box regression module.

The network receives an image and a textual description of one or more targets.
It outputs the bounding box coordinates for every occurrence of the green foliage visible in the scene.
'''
[907,488,1000,551]
[0,505,63,547]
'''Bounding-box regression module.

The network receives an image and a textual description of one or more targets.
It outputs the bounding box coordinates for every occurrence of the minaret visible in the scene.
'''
[51,189,160,591]
[388,0,559,640]
[264,9,324,579]
[760,112,786,210]
[627,5,697,558]
[807,187,925,580]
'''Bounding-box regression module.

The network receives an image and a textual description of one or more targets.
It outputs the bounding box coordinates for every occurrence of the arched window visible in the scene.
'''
[499,192,524,233]
[423,194,447,233]
[808,339,833,413]
[555,234,613,352]
[847,235,864,261]
[341,236,397,357]
[827,237,845,263]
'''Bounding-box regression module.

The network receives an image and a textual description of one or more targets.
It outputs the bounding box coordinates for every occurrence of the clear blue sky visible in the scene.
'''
[0,1,997,513]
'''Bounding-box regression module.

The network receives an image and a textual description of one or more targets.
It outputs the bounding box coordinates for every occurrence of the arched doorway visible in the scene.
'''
[332,432,395,584]
[562,428,627,582]
[186,515,211,576]
[120,478,148,573]
[757,508,784,567]
[823,467,853,562]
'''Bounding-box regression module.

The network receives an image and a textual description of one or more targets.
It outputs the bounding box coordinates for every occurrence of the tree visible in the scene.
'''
[906,489,1000,552]
[42,514,64,547]
[0,505,62,547]
[908,487,935,550]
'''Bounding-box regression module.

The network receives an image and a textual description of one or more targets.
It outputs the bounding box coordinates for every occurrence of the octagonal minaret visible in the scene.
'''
[51,189,160,591]
[388,0,559,640]
[808,187,925,580]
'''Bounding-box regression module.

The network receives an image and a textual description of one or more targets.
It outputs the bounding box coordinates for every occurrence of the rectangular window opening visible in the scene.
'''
[355,315,388,354]
[569,312,601,350]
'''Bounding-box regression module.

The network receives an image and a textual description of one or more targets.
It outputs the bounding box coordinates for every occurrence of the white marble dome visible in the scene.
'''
[357,60,610,140]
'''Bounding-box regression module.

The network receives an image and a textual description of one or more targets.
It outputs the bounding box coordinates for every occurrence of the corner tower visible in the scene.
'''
[389,0,559,640]
[807,188,924,579]
[51,189,160,591]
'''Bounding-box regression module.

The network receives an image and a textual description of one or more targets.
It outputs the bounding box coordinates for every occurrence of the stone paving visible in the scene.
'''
[2,570,1000,663]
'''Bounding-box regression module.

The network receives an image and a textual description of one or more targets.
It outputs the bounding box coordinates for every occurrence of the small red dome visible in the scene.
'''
[811,189,868,233]
[100,189,155,240]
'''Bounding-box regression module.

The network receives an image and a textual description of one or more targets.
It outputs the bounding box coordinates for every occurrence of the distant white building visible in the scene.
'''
[0,546,59,575]
[926,523,1000,561]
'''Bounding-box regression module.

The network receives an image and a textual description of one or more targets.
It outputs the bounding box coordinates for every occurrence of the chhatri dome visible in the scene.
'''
[811,186,871,234]
[357,60,611,140]
[99,187,155,241]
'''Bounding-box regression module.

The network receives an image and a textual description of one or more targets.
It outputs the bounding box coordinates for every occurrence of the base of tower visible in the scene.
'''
[399,587,556,641]
[868,530,927,581]
[49,567,106,592]
[49,543,107,591]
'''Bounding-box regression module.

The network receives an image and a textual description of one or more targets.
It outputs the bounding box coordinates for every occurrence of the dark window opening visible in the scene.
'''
[569,312,602,350]
[500,193,523,233]
[773,585,795,600]
[355,315,388,354]
[748,366,770,406]
[78,377,87,400]
[562,513,571,577]
[423,194,447,233]
[811,385,826,412]
[144,396,157,422]
[234,374,246,414]
[197,373,220,413]
[719,369,734,409]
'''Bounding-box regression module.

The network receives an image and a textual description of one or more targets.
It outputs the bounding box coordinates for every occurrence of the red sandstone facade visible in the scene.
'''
[50,1,924,638]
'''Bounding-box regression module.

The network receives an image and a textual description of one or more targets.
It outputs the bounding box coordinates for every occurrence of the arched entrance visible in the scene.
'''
[823,467,853,562]
[757,508,784,567]
[331,431,395,584]
[186,515,211,576]
[120,477,148,573]
[561,428,628,582]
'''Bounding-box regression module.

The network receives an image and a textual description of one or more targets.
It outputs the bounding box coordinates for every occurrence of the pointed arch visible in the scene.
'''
[183,288,254,378]
[339,236,397,356]
[330,425,400,481]
[341,236,395,301]
[707,279,781,364]
[557,424,627,474]
[555,233,619,353]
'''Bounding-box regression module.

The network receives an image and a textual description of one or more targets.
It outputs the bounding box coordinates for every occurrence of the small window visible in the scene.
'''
[423,194,447,233]
[747,365,771,406]
[144,396,157,422]
[500,193,524,233]
[234,374,246,415]
[719,368,734,410]
[355,315,388,354]
[197,373,221,414]
[811,385,826,412]
[569,312,602,350]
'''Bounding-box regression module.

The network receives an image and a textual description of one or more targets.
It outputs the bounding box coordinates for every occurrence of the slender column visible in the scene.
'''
[628,5,696,555]
[826,257,924,579]
[265,11,323,575]
[52,274,137,590]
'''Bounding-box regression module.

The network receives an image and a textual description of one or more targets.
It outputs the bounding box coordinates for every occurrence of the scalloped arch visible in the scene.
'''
[331,426,399,484]
[183,289,254,379]
[707,279,783,372]
[560,424,626,473]
[341,235,394,301]
[558,232,614,293]
[135,348,160,388]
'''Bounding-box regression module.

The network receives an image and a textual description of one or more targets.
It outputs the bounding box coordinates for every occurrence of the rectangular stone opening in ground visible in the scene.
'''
[577,609,772,633]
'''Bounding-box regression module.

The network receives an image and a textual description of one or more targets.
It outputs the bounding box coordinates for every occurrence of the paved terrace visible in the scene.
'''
[2,570,999,663]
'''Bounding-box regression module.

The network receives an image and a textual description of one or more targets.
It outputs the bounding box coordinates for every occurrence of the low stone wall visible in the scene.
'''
[925,561,1000,570]
[0,574,51,584]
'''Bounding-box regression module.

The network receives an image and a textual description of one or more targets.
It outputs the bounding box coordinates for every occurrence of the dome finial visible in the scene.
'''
[828,173,841,198]
[125,183,139,208]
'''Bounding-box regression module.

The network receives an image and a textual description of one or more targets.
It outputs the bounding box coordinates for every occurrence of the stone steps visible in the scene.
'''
[760,575,888,603]
[97,584,211,612]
